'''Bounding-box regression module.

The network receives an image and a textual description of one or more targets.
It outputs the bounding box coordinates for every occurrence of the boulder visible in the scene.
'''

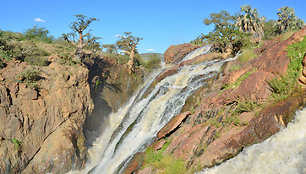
[157,111,191,139]
[153,139,167,150]
[164,43,199,64]
[122,152,144,174]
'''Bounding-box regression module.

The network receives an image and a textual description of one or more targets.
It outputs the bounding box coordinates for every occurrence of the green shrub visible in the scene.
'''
[268,36,305,100]
[143,140,186,173]
[0,58,6,69]
[55,41,75,65]
[229,64,241,72]
[223,68,257,90]
[23,26,54,43]
[235,100,260,113]
[222,115,242,126]
[19,41,49,66]
[17,68,41,88]
[238,47,258,63]
[144,54,161,70]
[0,30,16,60]
[11,138,22,151]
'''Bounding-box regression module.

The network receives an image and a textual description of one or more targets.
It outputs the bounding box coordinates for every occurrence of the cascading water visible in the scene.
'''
[180,45,212,62]
[75,45,237,174]
[198,107,306,174]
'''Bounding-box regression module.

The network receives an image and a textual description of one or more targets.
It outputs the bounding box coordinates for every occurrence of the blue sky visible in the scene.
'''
[1,0,305,53]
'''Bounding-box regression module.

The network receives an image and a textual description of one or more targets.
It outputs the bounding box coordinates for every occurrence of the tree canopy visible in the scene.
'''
[236,5,265,38]
[62,14,100,60]
[202,10,249,53]
[276,6,305,34]
[116,32,142,73]
[24,26,54,43]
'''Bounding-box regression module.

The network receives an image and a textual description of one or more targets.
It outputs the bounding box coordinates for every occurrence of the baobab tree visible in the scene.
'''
[62,14,99,61]
[116,32,142,73]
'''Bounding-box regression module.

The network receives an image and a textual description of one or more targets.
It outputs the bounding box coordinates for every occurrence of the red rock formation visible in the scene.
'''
[157,111,191,139]
[137,27,306,173]
[164,43,199,64]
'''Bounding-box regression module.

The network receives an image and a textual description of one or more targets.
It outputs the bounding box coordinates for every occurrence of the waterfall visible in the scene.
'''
[198,107,306,174]
[73,45,236,174]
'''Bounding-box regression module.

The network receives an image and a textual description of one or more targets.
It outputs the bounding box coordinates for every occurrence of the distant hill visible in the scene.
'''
[140,53,163,61]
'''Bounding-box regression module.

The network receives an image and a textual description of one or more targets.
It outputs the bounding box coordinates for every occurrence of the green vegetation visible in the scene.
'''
[269,36,305,101]
[116,32,143,73]
[235,100,261,113]
[222,68,257,89]
[229,64,241,72]
[223,115,242,126]
[192,5,304,57]
[236,5,265,38]
[0,29,49,66]
[23,26,54,43]
[263,20,278,40]
[208,118,221,128]
[202,10,249,54]
[142,53,162,70]
[11,138,22,151]
[238,47,258,63]
[17,67,41,88]
[276,6,305,34]
[143,141,187,174]
[62,14,99,61]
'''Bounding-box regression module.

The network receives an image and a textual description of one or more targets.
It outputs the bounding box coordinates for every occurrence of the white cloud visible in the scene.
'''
[115,34,121,38]
[34,18,45,23]
[146,49,155,52]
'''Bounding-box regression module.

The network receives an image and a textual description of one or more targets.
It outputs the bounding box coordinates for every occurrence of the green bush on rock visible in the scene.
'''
[268,36,305,101]
[17,67,41,89]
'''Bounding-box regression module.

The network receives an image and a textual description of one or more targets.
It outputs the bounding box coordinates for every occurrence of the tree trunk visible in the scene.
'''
[75,33,84,61]
[127,48,135,74]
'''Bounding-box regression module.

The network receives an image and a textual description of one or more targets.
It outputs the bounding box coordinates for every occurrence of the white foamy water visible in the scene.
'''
[199,107,306,174]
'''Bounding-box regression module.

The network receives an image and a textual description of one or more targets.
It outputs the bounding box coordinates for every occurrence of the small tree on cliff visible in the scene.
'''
[116,32,142,73]
[62,14,99,61]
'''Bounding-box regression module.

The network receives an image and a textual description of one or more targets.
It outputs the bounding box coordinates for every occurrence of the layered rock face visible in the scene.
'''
[0,62,93,173]
[130,27,306,174]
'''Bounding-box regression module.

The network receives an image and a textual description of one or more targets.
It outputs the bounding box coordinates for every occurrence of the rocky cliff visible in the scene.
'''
[0,61,94,173]
[126,27,306,174]
[0,49,146,173]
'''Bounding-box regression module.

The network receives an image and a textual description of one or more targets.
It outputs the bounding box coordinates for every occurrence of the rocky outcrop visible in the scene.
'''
[157,111,190,139]
[0,61,93,173]
[164,43,199,64]
[136,27,306,173]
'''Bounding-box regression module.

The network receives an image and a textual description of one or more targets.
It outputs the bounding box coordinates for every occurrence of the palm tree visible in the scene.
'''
[236,5,265,38]
[276,6,305,34]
